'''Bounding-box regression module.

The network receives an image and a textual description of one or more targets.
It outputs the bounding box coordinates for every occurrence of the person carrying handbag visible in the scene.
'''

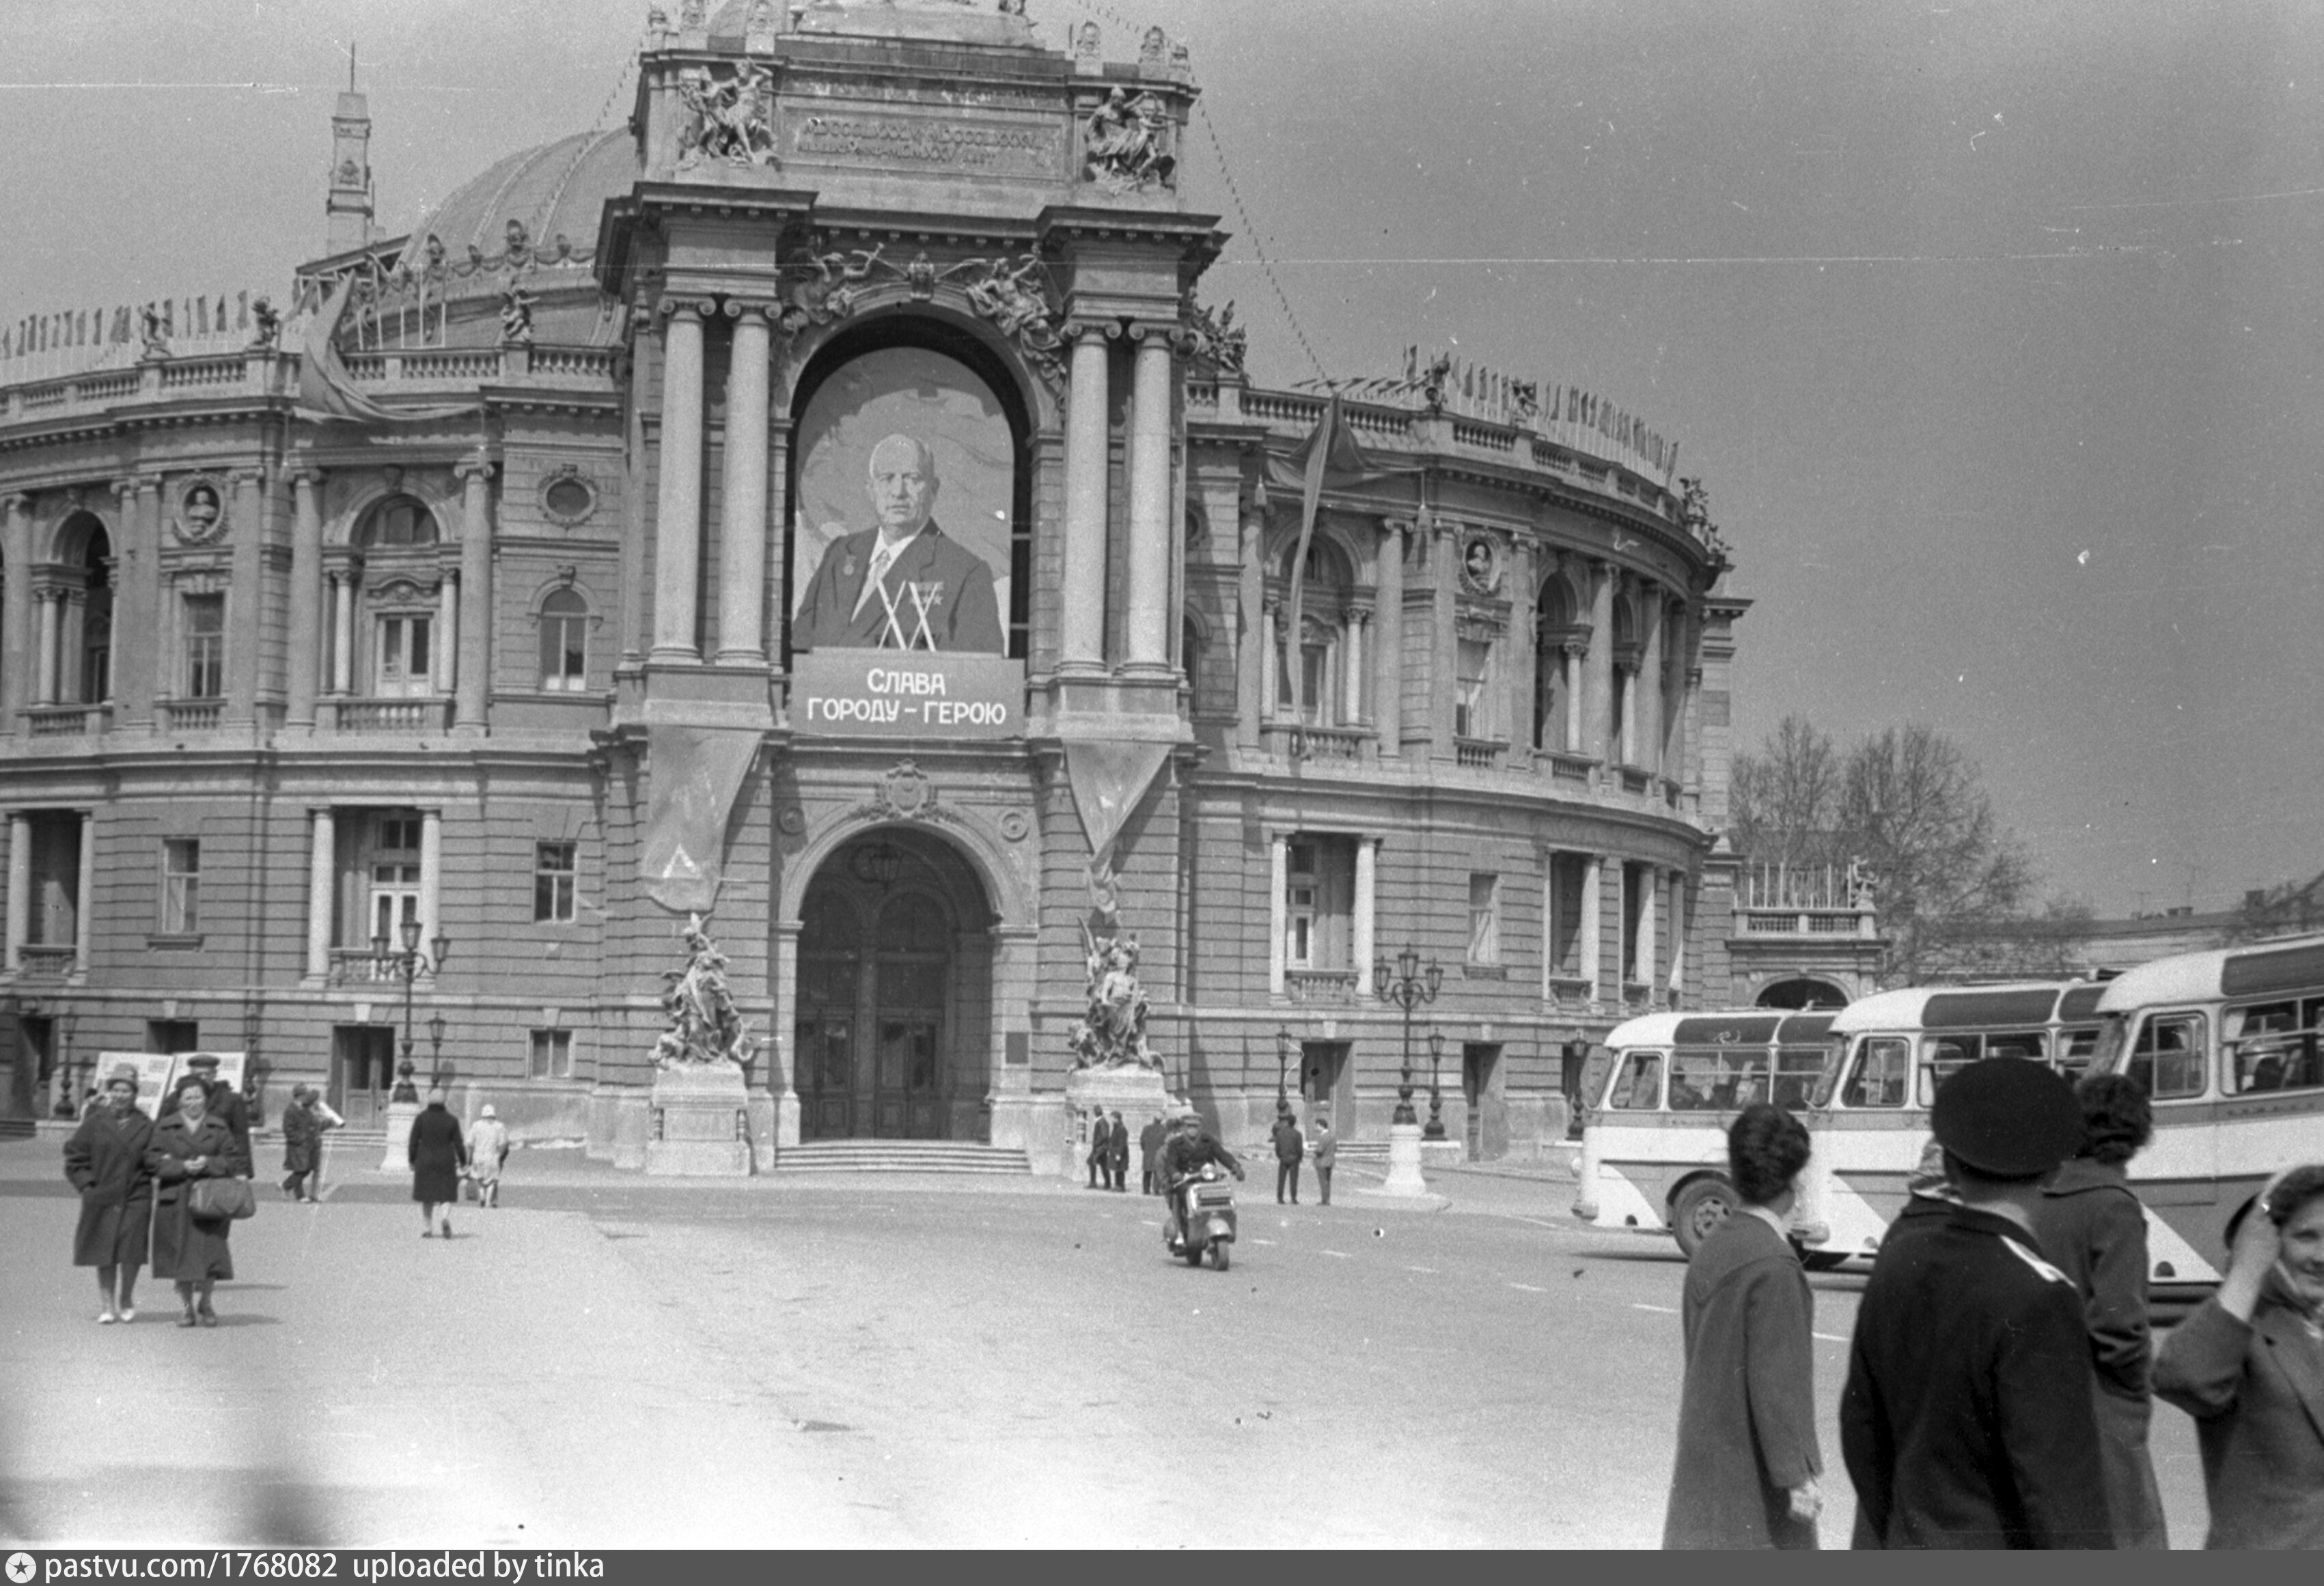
[146,1074,249,1328]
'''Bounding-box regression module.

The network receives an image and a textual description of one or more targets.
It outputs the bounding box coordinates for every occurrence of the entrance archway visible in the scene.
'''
[1756,976,1849,1010]
[794,828,995,1140]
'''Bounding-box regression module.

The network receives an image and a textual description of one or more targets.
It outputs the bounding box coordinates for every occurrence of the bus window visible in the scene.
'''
[2125,1013,2207,1100]
[1668,1052,1725,1110]
[1771,1047,1825,1110]
[1985,1030,2046,1064]
[1917,1035,1982,1107]
[1842,1038,1910,1108]
[2055,1026,2100,1080]
[2224,1000,2323,1094]
[1607,1052,1665,1110]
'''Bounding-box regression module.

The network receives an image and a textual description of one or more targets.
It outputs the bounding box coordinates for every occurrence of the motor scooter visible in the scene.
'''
[1163,1163,1237,1270]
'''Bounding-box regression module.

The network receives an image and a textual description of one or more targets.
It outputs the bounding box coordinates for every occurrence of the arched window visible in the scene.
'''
[1610,592,1641,765]
[49,513,113,707]
[1533,575,1583,753]
[1273,535,1357,726]
[359,495,439,548]
[539,588,589,691]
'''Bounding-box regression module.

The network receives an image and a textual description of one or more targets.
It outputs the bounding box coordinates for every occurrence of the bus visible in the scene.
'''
[1573,1009,1838,1257]
[1797,981,2107,1268]
[2081,932,2324,1287]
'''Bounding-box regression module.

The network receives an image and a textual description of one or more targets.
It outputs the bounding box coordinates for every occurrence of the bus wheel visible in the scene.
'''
[1671,1179,1737,1259]
[1800,1250,1851,1272]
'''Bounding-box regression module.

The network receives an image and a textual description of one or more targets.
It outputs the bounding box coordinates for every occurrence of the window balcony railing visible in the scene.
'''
[1547,974,1595,1007]
[23,703,110,738]
[1543,752,1595,787]
[1284,968,1363,1004]
[328,948,439,986]
[1617,766,1653,796]
[1454,737,1505,769]
[1622,981,1654,1009]
[1734,907,1877,940]
[332,697,454,734]
[161,699,223,732]
[16,944,78,978]
[1260,722,1370,763]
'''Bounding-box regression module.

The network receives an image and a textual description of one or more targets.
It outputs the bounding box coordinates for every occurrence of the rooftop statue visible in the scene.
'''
[652,914,760,1069]
[1083,87,1176,193]
[796,0,1038,44]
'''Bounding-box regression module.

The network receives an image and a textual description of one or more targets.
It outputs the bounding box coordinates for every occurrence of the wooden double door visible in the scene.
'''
[796,885,954,1140]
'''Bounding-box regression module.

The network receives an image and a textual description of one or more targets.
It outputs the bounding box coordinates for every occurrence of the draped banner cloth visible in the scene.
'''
[294,276,475,426]
[640,725,762,914]
[1062,738,1174,864]
[1263,396,1407,725]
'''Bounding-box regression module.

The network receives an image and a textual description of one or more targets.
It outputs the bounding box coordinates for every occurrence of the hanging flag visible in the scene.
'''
[1279,394,1375,735]
[295,274,473,424]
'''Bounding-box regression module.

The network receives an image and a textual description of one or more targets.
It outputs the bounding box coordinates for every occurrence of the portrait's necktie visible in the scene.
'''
[852,541,894,620]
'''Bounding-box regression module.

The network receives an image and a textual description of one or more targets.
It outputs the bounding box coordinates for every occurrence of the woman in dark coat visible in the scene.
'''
[2156,1164,2324,1548]
[409,1088,468,1239]
[279,1085,321,1202]
[64,1063,155,1324]
[147,1074,247,1328]
[1663,1104,1823,1549]
[2030,1073,2169,1548]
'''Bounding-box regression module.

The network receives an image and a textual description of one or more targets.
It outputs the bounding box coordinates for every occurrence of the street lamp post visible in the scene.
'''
[1372,944,1441,1126]
[372,916,450,1089]
[1425,1025,1447,1141]
[427,1011,448,1089]
[1275,1024,1295,1110]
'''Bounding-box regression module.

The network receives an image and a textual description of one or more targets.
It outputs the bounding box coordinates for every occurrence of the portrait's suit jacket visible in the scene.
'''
[792,522,1003,653]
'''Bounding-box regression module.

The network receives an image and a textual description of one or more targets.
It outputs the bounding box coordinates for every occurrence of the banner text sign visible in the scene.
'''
[791,650,1024,739]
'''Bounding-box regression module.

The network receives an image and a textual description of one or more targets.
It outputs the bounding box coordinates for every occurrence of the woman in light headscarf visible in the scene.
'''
[467,1104,510,1208]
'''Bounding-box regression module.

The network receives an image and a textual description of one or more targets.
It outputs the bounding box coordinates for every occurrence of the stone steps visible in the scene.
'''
[772,1140,1032,1175]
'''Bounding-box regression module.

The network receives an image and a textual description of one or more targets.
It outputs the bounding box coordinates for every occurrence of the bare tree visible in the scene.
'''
[1730,714,1844,870]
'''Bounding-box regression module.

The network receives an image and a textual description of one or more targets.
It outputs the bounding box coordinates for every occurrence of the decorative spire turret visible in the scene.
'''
[325,44,375,255]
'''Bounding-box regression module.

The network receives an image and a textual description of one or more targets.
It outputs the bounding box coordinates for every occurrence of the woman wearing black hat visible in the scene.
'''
[1663,1103,1823,1549]
[2155,1164,2324,1548]
[64,1064,156,1324]
[2030,1074,2168,1548]
[147,1074,247,1328]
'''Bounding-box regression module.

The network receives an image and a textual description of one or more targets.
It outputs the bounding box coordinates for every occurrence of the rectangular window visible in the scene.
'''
[1286,840,1318,970]
[534,841,577,923]
[1546,854,1586,976]
[161,838,200,934]
[2126,1013,2207,1100]
[1454,639,1491,739]
[1467,873,1500,964]
[1842,1037,1910,1108]
[540,595,589,691]
[528,1028,574,1080]
[2224,1000,2323,1094]
[376,614,433,696]
[1275,637,1333,724]
[368,813,421,946]
[1605,1050,1663,1110]
[1282,836,1357,972]
[2055,1026,2102,1080]
[182,594,225,699]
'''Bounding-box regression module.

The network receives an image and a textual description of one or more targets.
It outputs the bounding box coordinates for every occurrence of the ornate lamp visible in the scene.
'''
[1374,943,1442,1127]
[1275,1024,1295,1107]
[1425,1026,1447,1141]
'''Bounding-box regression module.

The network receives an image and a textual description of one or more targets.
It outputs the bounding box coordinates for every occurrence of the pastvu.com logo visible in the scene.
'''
[6,1551,37,1584]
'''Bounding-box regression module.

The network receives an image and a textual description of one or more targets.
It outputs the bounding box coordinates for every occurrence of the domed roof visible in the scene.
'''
[397,127,637,271]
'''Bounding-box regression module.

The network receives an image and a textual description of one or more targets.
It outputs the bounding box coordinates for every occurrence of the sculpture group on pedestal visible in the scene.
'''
[653,914,759,1070]
[1068,922,1161,1073]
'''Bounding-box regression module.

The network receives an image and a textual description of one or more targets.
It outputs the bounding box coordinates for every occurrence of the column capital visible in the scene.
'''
[1124,320,1187,350]
[0,492,31,518]
[723,297,781,324]
[454,457,497,484]
[659,295,718,320]
[286,464,327,489]
[225,467,266,489]
[1060,319,1110,345]
[111,478,141,504]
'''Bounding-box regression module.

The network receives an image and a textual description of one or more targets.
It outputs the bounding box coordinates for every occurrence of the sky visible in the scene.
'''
[4,0,2320,915]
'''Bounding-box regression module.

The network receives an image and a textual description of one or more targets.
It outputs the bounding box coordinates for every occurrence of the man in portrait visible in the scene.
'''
[792,433,1004,653]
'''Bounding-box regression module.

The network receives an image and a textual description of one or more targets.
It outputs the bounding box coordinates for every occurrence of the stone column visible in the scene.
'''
[1634,863,1657,989]
[1258,601,1277,722]
[1665,869,1687,1006]
[1373,519,1404,756]
[329,572,355,695]
[1353,836,1378,978]
[1582,562,1613,764]
[437,571,460,698]
[1125,328,1174,670]
[1059,327,1109,671]
[0,495,31,732]
[717,303,773,665]
[1638,586,1665,778]
[417,809,443,980]
[1267,833,1288,996]
[652,299,710,661]
[1430,521,1457,758]
[286,470,324,726]
[1232,505,1263,750]
[1562,646,1582,754]
[305,807,335,980]
[456,459,493,726]
[112,480,157,726]
[1344,611,1366,725]
[73,810,94,970]
[226,470,264,721]
[1508,541,1536,760]
[35,589,59,705]
[1579,856,1603,1004]
[4,813,28,971]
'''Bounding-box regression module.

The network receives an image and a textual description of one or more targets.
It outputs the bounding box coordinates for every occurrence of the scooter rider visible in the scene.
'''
[1160,1107,1244,1247]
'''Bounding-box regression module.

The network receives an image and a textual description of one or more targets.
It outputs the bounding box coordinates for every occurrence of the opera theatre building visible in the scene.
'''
[0,1,1754,1171]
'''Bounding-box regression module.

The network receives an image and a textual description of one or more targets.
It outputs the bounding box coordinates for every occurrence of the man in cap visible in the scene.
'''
[1157,1106,1244,1250]
[156,1054,251,1173]
[1840,1058,2113,1548]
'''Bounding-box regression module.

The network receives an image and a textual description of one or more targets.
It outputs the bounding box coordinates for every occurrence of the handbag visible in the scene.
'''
[189,1175,258,1221]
